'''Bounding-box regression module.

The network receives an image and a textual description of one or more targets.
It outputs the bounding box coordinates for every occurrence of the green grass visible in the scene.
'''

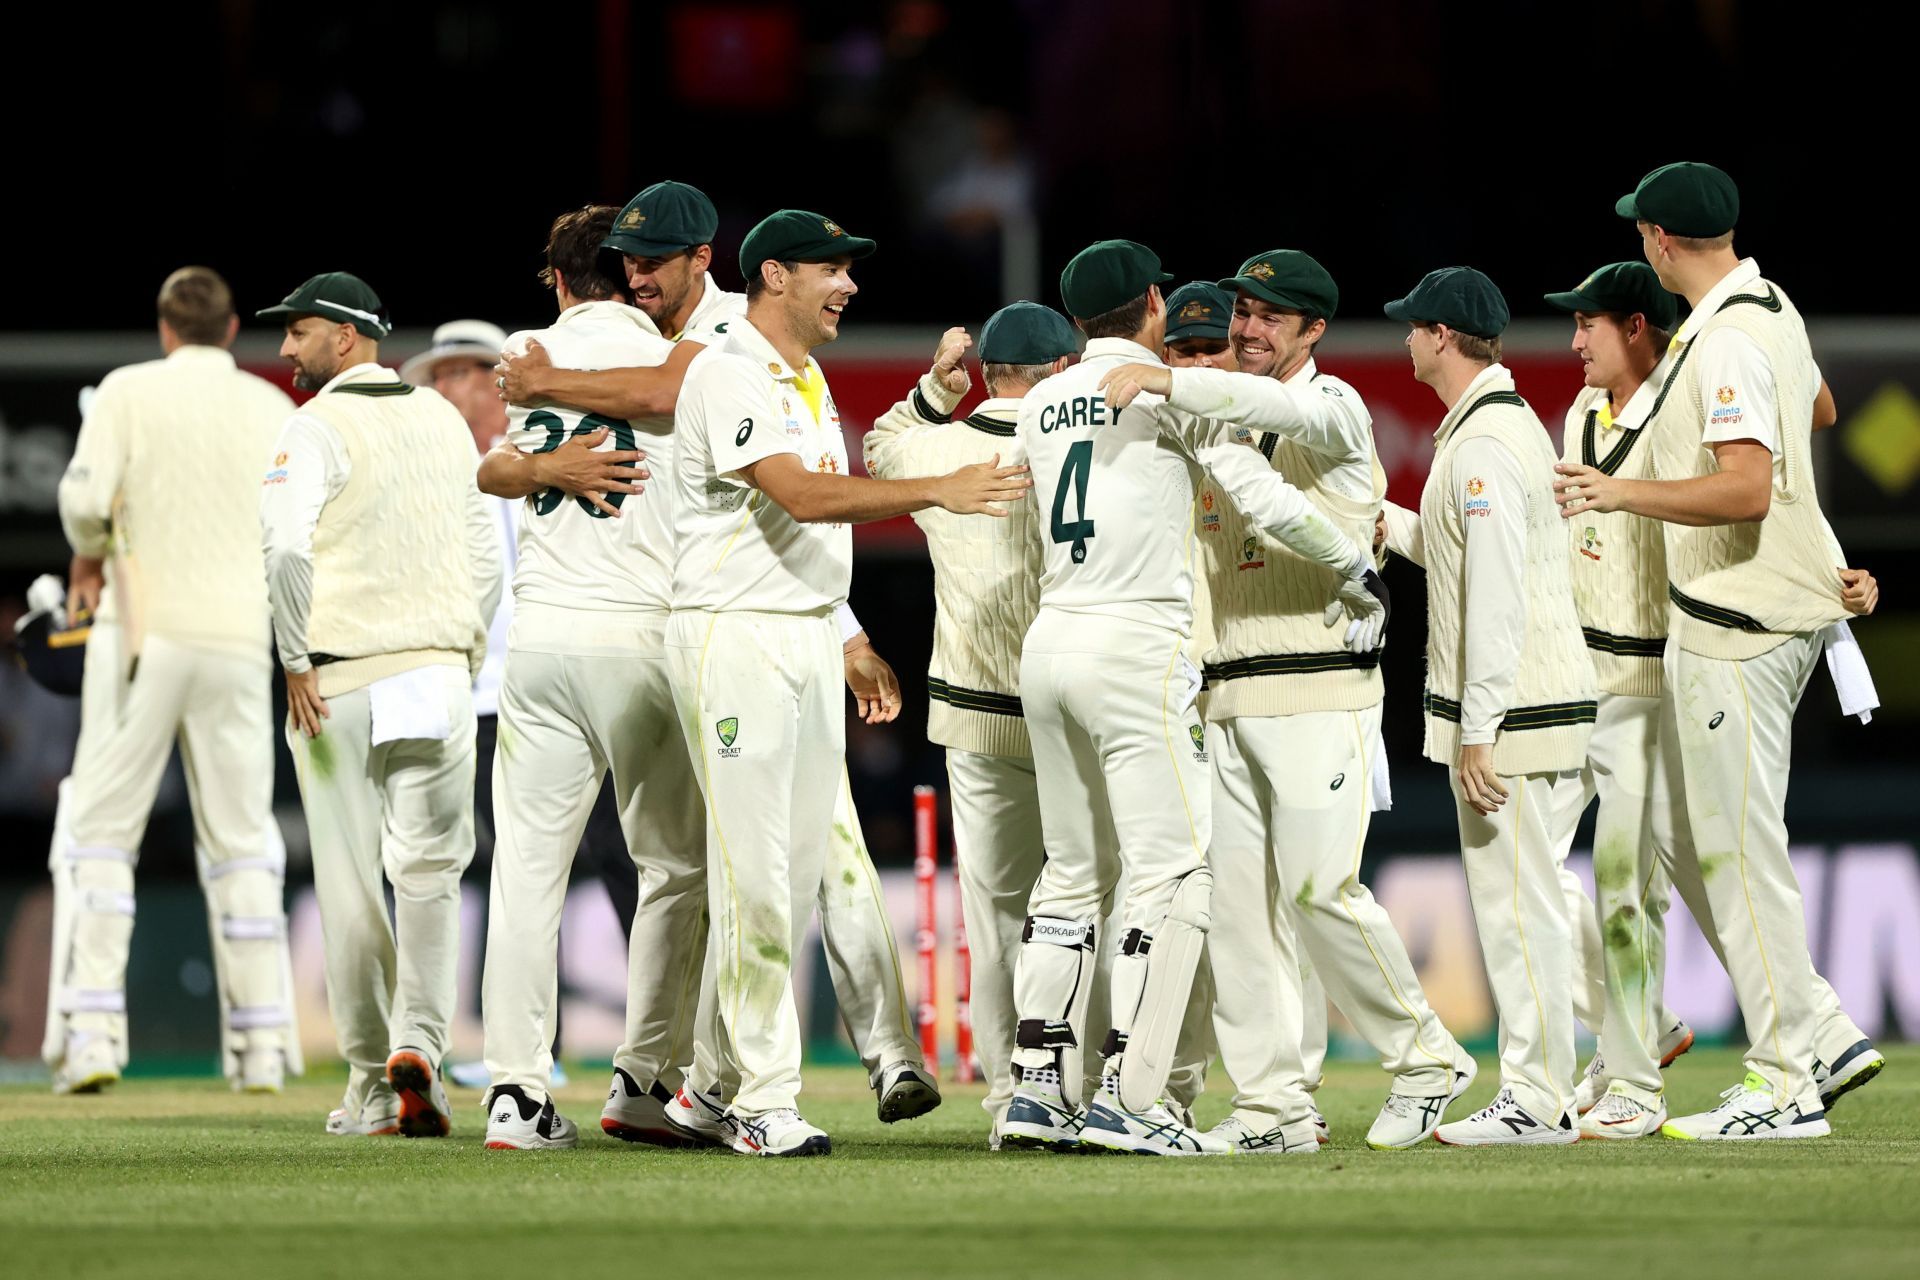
[2,1047,1913,1279]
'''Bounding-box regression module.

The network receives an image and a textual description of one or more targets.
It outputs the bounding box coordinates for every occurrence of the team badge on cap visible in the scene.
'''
[1247,261,1276,281]
[621,209,646,228]
[823,219,844,236]
[1178,300,1213,321]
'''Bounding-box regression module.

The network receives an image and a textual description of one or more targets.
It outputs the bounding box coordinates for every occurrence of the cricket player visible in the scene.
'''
[1379,267,1595,1147]
[48,266,301,1095]
[1004,240,1386,1156]
[1098,249,1474,1151]
[496,182,942,1130]
[1161,282,1237,369]
[1554,163,1883,1139]
[666,209,1028,1156]
[258,272,501,1138]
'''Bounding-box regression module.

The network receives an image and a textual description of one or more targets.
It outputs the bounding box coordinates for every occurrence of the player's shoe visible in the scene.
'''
[1574,1018,1697,1114]
[875,1060,942,1124]
[1661,1074,1830,1141]
[325,1091,400,1137]
[237,1046,284,1094]
[728,1108,831,1157]
[1369,1057,1477,1149]
[50,1032,120,1096]
[1080,1079,1233,1157]
[1433,1088,1577,1147]
[1207,1113,1318,1156]
[1000,1066,1084,1152]
[661,1083,732,1148]
[1310,1106,1329,1144]
[1815,1039,1885,1111]
[1578,1087,1667,1140]
[446,1060,490,1090]
[485,1085,579,1150]
[1658,1017,1695,1067]
[386,1047,452,1138]
[601,1068,694,1147]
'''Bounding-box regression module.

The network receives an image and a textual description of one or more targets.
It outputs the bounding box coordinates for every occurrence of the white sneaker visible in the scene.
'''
[386,1047,452,1138]
[1662,1074,1829,1141]
[51,1033,120,1096]
[729,1108,831,1157]
[661,1084,733,1148]
[1575,1018,1697,1114]
[485,1085,580,1150]
[602,1068,694,1147]
[325,1091,400,1137]
[1208,1113,1317,1156]
[1311,1106,1329,1144]
[1000,1067,1085,1152]
[1815,1039,1885,1111]
[875,1061,941,1124]
[1080,1080,1233,1157]
[1368,1058,1477,1149]
[236,1046,284,1094]
[1579,1087,1667,1139]
[1433,1088,1577,1147]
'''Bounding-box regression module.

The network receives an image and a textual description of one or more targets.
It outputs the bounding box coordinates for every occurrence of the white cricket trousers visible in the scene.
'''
[668,608,841,1119]
[481,608,706,1102]
[287,662,476,1112]
[47,625,288,1072]
[1210,705,1461,1126]
[1452,767,1578,1122]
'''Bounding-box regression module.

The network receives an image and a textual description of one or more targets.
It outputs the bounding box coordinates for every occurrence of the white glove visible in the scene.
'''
[22,573,67,633]
[1322,567,1390,655]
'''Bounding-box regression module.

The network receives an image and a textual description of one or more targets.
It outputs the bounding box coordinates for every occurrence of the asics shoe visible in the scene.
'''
[1368,1058,1477,1149]
[1080,1079,1233,1157]
[661,1083,732,1148]
[1208,1113,1317,1156]
[875,1061,942,1124]
[1815,1039,1885,1112]
[729,1108,830,1157]
[1662,1074,1829,1141]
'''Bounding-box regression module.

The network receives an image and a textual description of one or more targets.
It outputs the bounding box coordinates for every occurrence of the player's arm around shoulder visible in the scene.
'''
[864,327,972,480]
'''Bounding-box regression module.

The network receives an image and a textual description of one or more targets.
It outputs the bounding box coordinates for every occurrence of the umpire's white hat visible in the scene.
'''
[399,319,509,385]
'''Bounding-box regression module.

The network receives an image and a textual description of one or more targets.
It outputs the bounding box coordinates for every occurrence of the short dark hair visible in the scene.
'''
[744,260,800,303]
[157,266,233,346]
[539,205,626,301]
[1075,292,1151,341]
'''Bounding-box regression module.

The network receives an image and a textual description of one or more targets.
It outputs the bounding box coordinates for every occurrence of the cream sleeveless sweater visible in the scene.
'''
[1561,386,1667,698]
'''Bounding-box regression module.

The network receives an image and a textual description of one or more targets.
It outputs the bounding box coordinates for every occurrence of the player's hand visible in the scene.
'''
[66,554,105,625]
[495,339,552,405]
[931,327,973,397]
[285,667,330,740]
[1323,567,1390,653]
[931,454,1032,517]
[1457,743,1509,816]
[1097,363,1173,410]
[1553,462,1624,517]
[1840,567,1879,616]
[531,427,648,517]
[1373,512,1388,559]
[843,633,902,724]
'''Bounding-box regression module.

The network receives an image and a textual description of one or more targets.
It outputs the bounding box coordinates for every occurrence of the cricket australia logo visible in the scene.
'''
[1238,535,1265,572]
[1188,724,1207,762]
[716,717,741,757]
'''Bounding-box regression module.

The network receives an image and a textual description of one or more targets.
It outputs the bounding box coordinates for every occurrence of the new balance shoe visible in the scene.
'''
[1080,1080,1233,1157]
[485,1085,579,1150]
[661,1084,732,1148]
[1000,1067,1084,1152]
[325,1091,400,1137]
[1433,1088,1577,1147]
[729,1108,831,1157]
[601,1068,693,1147]
[1662,1074,1829,1141]
[875,1061,942,1124]
[1815,1039,1885,1111]
[1209,1113,1317,1156]
[386,1047,452,1138]
[51,1032,120,1096]
[237,1046,284,1095]
[1311,1106,1329,1144]
[1369,1057,1477,1149]
[1578,1087,1667,1140]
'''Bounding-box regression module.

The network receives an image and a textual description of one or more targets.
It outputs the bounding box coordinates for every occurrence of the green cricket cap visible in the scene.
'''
[602,180,720,258]
[978,301,1078,364]
[1383,266,1509,339]
[1219,249,1339,319]
[256,271,390,339]
[1163,282,1235,341]
[1615,162,1739,237]
[738,209,876,281]
[1059,239,1173,320]
[1543,261,1679,331]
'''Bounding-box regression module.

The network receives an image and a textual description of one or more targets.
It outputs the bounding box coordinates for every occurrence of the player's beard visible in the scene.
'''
[290,350,341,392]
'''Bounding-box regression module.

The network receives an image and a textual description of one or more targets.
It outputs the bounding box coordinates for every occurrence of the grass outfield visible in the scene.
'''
[0,1046,1912,1279]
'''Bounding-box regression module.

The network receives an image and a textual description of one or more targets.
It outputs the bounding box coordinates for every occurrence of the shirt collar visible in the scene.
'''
[165,345,236,369]
[1082,337,1161,363]
[679,274,742,338]
[1281,355,1318,386]
[1436,362,1515,442]
[317,361,401,395]
[556,297,662,337]
[730,316,819,386]
[1605,349,1677,433]
[1674,257,1763,345]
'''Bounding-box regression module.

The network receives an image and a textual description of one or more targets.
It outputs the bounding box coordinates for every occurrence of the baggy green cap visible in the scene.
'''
[1543,262,1679,331]
[256,271,390,339]
[978,301,1079,364]
[1383,267,1509,339]
[1059,239,1173,320]
[1615,162,1739,238]
[602,180,720,257]
[1163,283,1234,341]
[1218,249,1339,319]
[738,209,876,282]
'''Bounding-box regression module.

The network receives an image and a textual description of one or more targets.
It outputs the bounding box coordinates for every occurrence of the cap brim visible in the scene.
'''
[1542,289,1602,314]
[1164,323,1230,341]
[1382,298,1417,323]
[793,236,878,261]
[601,233,705,258]
[254,303,301,321]
[1614,194,1642,220]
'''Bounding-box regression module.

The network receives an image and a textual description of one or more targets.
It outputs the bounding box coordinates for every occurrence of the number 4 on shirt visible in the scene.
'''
[1050,440,1095,563]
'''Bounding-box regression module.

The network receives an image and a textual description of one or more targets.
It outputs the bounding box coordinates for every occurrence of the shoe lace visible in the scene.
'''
[1381,1093,1419,1118]
[1468,1088,1516,1122]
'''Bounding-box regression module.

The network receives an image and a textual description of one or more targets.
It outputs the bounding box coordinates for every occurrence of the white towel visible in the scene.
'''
[1821,621,1878,725]
[369,667,453,745]
[1368,728,1393,813]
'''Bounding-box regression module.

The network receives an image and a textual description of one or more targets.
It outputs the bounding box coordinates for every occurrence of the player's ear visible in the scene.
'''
[692,243,713,274]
